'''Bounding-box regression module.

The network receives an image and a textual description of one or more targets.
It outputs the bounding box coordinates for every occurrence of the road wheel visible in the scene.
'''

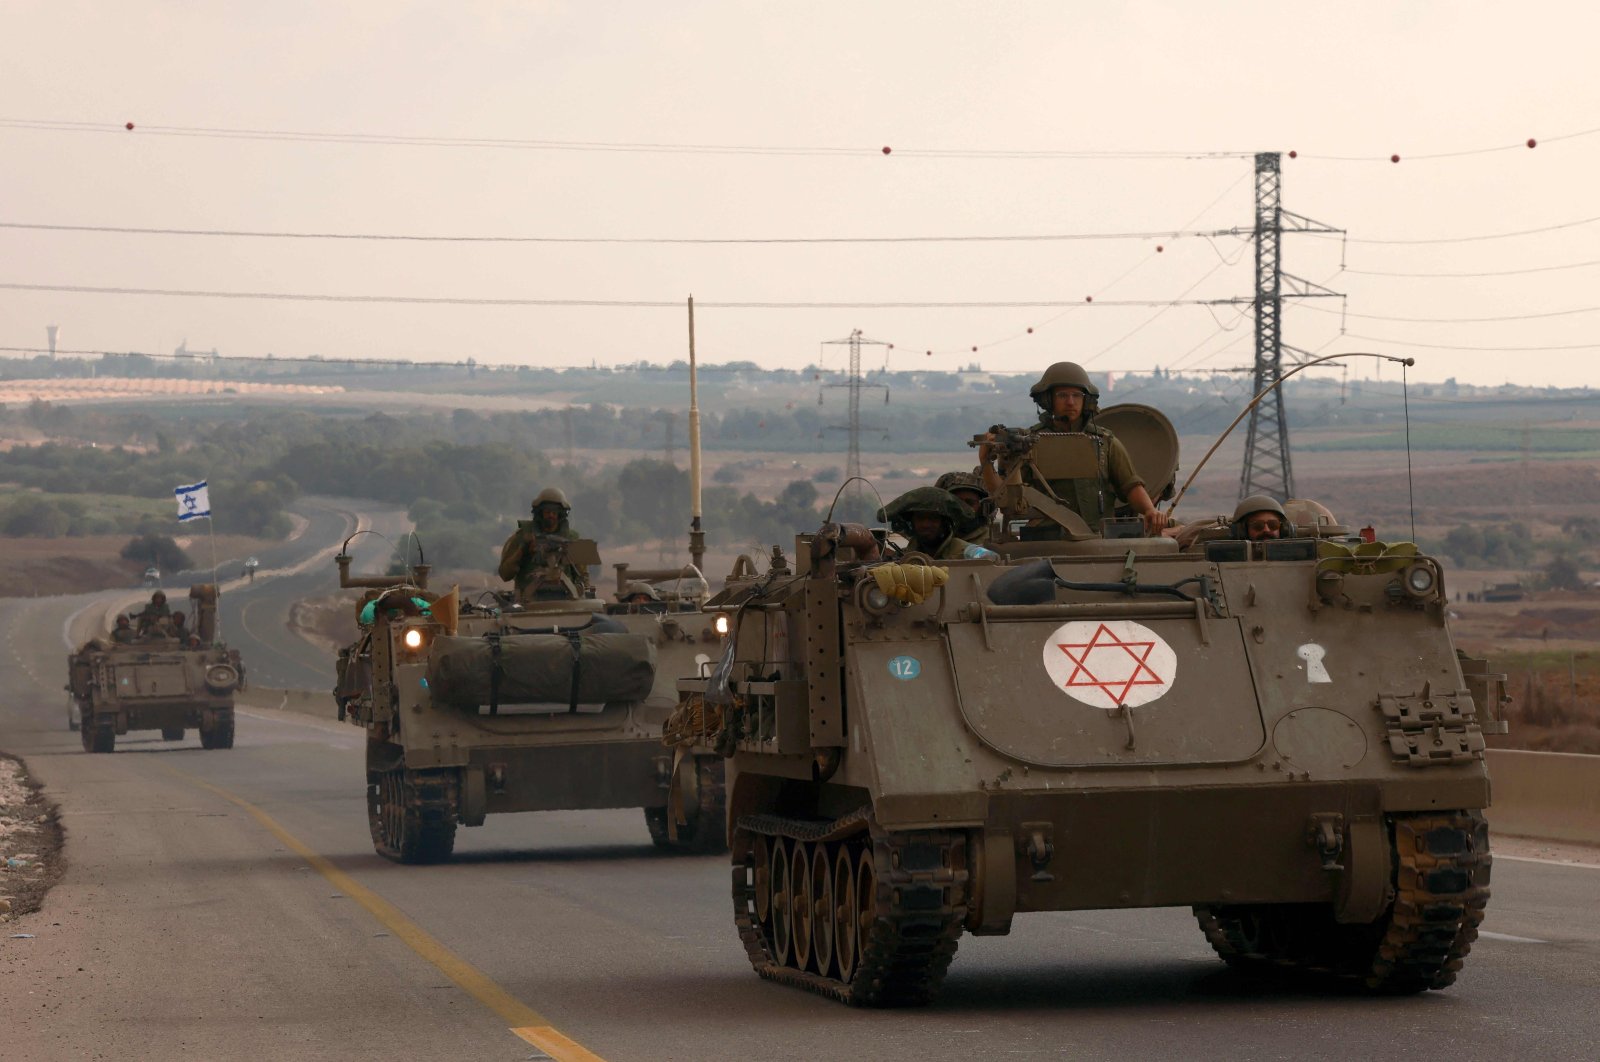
[161,726,185,742]
[89,727,115,754]
[368,768,457,864]
[200,717,235,750]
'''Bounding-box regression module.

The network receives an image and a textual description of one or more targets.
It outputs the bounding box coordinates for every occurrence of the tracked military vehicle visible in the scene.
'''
[333,536,728,864]
[667,404,1504,1006]
[66,585,243,752]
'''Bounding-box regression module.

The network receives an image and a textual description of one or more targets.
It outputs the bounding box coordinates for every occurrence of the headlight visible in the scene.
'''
[403,628,425,650]
[862,585,892,613]
[1402,562,1437,598]
[714,615,730,636]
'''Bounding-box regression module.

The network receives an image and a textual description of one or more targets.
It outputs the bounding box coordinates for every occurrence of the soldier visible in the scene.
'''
[618,580,662,606]
[978,362,1168,536]
[1232,495,1288,542]
[135,590,171,634]
[498,487,591,601]
[171,612,189,639]
[880,487,998,561]
[934,471,994,547]
[110,615,137,644]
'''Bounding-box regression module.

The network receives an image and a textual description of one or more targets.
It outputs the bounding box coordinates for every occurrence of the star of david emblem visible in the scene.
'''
[1054,622,1167,707]
[183,495,198,512]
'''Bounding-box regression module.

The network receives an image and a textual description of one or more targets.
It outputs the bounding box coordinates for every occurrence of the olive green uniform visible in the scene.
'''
[1026,414,1145,530]
[111,625,137,644]
[134,600,171,634]
[498,517,589,601]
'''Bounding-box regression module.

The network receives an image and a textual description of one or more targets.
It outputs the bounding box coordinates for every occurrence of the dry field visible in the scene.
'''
[0,532,279,597]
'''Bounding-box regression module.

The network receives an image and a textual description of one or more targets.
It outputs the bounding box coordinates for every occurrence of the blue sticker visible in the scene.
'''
[887,655,921,681]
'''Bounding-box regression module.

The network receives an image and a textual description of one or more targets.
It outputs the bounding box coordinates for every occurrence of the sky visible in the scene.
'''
[3,1,1598,387]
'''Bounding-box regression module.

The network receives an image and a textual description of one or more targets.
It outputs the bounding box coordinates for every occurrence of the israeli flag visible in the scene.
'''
[174,480,211,522]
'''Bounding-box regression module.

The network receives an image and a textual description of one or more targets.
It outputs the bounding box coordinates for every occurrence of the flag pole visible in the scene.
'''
[208,514,221,645]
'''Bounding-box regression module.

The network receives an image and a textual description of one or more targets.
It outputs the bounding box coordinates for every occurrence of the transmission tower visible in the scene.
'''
[821,329,890,499]
[1238,151,1343,502]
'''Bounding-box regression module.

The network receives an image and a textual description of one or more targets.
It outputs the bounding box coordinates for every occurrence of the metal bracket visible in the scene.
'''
[1307,812,1345,871]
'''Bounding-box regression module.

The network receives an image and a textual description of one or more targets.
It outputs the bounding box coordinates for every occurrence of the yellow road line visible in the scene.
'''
[169,768,606,1062]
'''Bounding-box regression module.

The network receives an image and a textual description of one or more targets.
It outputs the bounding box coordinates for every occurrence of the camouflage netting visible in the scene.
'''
[427,632,656,710]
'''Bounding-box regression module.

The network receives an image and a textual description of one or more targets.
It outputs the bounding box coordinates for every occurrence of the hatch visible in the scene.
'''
[945,611,1265,768]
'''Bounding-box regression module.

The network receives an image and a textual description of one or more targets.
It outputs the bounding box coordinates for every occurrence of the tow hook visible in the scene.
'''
[1021,822,1056,882]
[1307,813,1345,871]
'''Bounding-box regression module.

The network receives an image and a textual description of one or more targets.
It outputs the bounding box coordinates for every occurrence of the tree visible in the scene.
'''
[121,534,194,572]
[1543,553,1585,591]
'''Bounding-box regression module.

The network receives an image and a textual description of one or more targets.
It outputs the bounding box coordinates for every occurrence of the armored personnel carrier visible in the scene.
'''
[66,585,244,753]
[333,538,728,864]
[667,407,1504,1006]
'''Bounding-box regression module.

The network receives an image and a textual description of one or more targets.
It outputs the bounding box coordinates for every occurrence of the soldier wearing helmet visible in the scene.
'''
[979,362,1168,535]
[879,486,998,561]
[134,590,171,635]
[111,614,137,644]
[498,487,591,600]
[934,470,995,546]
[1232,495,1289,542]
[617,580,663,607]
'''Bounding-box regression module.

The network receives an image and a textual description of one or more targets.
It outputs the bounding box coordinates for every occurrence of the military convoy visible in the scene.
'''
[66,585,244,753]
[332,535,729,864]
[665,404,1505,1006]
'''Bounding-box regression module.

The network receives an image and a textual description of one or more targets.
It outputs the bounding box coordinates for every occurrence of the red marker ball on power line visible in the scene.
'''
[1527,138,1537,149]
[125,122,135,130]
[1391,154,1401,163]
[882,146,891,155]
[1156,245,1164,253]
[1288,150,1297,159]
[971,346,978,352]
[887,343,894,350]
[1026,327,1033,334]
[925,350,932,356]
[1085,295,1093,303]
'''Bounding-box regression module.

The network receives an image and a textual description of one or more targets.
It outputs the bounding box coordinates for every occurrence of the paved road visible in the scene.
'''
[4,596,1600,1059]
[103,497,410,690]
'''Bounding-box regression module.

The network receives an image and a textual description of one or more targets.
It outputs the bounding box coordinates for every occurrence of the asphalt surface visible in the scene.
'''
[3,520,1600,1059]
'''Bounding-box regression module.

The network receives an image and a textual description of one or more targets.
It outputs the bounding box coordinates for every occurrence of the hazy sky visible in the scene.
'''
[4,2,1597,387]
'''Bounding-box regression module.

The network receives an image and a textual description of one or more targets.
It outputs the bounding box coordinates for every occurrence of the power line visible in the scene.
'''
[1295,124,1600,162]
[0,117,1252,160]
[1341,332,1600,352]
[1317,213,1600,245]
[1346,258,1600,278]
[0,218,1244,246]
[0,281,1257,310]
[1299,302,1600,324]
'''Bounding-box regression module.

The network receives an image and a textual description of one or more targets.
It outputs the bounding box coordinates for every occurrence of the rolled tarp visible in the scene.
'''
[426,631,656,711]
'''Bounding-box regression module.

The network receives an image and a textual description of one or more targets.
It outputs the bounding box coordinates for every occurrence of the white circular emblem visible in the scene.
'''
[1042,619,1177,709]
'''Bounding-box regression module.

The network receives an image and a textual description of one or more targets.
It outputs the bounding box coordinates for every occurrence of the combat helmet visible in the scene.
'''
[531,487,571,514]
[878,486,970,537]
[151,590,167,605]
[935,471,989,500]
[1029,361,1100,414]
[1231,494,1290,539]
[618,580,662,603]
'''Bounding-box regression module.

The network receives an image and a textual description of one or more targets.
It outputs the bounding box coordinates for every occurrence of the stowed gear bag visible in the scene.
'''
[427,629,656,713]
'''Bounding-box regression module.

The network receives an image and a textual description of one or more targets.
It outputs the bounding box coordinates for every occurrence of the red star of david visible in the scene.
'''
[1056,623,1166,706]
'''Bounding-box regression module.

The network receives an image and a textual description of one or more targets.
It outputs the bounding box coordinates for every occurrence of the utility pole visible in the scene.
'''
[822,329,890,507]
[1239,151,1344,502]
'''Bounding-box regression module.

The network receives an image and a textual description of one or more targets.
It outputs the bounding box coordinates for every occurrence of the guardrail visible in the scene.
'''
[1486,749,1600,845]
